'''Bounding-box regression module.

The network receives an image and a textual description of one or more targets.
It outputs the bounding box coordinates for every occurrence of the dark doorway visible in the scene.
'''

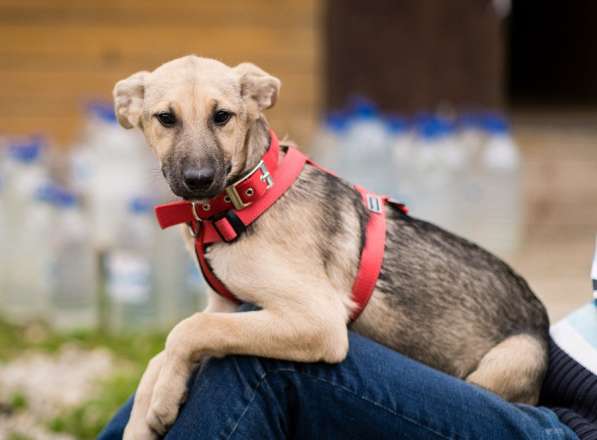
[324,0,505,114]
[508,0,597,107]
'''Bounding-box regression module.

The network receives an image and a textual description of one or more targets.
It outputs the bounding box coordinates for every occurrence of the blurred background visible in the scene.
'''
[0,0,596,438]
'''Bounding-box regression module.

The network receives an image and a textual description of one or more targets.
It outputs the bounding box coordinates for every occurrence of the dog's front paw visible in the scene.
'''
[146,360,190,435]
[123,419,160,440]
[146,398,177,437]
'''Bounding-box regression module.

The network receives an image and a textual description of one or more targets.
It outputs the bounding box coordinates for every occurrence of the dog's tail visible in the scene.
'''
[465,333,548,404]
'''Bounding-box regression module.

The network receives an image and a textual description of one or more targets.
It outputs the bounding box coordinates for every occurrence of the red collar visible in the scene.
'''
[155,130,308,243]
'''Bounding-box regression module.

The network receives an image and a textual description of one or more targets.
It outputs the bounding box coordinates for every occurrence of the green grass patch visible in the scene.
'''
[0,317,167,439]
[7,432,33,440]
[8,391,27,411]
[49,373,141,439]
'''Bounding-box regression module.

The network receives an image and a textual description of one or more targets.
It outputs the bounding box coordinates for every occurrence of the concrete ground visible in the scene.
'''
[511,110,597,322]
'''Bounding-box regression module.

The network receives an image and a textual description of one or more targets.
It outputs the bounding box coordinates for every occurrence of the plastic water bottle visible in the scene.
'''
[3,183,54,323]
[457,113,485,159]
[80,102,154,250]
[3,137,49,226]
[387,115,413,202]
[342,98,391,193]
[311,112,349,168]
[449,113,486,242]
[49,186,98,330]
[437,117,476,236]
[153,226,207,328]
[477,114,522,258]
[183,255,208,312]
[409,115,454,227]
[105,197,158,331]
[2,138,52,323]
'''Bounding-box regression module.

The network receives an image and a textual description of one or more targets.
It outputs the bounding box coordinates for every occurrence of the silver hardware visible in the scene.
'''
[366,194,383,213]
[224,195,231,203]
[202,203,211,211]
[191,201,204,222]
[245,188,255,197]
[258,162,273,188]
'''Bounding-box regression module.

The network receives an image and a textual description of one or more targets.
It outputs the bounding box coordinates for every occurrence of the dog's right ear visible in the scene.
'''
[113,71,149,129]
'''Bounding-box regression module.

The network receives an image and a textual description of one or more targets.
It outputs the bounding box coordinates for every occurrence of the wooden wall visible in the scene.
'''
[0,0,322,145]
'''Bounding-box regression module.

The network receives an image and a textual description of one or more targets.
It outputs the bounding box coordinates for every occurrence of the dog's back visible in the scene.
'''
[285,163,549,403]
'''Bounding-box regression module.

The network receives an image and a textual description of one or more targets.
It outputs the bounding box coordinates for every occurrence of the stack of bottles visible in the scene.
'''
[0,102,206,332]
[311,98,523,259]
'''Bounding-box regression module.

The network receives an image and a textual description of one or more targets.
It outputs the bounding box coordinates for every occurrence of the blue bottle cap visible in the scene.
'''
[348,96,379,120]
[8,136,46,163]
[416,116,453,140]
[128,197,154,214]
[34,183,58,204]
[386,115,409,134]
[86,100,118,124]
[481,113,510,134]
[53,186,78,208]
[324,111,349,133]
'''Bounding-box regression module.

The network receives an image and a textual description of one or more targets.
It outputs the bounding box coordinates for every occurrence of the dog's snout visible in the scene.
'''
[182,167,215,191]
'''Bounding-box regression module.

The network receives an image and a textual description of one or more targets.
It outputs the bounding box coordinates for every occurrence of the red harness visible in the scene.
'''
[154,130,406,321]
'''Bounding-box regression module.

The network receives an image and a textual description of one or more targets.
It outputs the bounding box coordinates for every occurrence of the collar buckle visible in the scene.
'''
[258,162,273,189]
[225,160,273,210]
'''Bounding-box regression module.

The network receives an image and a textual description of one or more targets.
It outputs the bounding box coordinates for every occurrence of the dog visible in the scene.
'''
[113,55,549,438]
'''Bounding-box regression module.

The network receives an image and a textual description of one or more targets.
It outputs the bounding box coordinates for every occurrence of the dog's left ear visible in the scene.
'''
[113,70,149,129]
[234,63,281,111]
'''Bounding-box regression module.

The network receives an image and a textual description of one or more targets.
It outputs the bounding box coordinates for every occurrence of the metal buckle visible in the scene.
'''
[258,162,273,189]
[366,194,383,213]
[225,160,273,210]
[191,201,204,222]
[186,201,204,237]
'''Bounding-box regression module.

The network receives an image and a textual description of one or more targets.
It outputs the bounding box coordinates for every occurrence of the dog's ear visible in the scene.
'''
[234,63,281,111]
[113,71,149,129]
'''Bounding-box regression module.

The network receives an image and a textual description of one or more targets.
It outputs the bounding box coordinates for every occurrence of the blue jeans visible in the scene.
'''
[99,331,577,439]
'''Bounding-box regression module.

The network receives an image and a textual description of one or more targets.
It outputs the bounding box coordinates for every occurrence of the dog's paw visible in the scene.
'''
[146,374,188,435]
[146,395,180,436]
[123,420,160,440]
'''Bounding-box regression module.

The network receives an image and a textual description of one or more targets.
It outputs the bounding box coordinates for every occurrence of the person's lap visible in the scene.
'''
[99,330,576,439]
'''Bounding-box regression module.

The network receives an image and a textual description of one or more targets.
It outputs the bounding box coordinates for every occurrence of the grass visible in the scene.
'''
[48,373,139,439]
[0,317,166,439]
[8,391,28,411]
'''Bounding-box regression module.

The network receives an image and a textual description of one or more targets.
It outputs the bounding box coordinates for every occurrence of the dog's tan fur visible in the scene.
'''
[113,55,547,438]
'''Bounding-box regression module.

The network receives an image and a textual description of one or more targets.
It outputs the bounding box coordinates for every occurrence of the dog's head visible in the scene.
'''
[113,55,280,200]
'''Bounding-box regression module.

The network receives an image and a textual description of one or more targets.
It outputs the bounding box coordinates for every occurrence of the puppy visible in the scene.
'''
[113,55,549,438]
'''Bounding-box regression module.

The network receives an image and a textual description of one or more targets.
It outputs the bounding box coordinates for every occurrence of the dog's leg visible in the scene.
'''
[123,352,164,440]
[124,291,238,439]
[465,333,547,404]
[146,295,348,435]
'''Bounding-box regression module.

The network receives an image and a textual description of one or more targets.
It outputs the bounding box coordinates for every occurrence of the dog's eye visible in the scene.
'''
[213,110,232,126]
[155,112,177,127]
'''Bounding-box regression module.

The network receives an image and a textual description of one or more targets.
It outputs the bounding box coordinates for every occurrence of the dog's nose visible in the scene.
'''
[183,167,215,191]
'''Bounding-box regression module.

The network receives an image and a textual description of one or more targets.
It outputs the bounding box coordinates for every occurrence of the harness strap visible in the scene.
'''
[154,131,405,321]
[194,226,239,303]
[350,187,388,321]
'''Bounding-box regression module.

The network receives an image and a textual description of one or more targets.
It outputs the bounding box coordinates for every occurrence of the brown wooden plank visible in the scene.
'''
[0,50,316,74]
[0,25,317,55]
[0,71,317,103]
